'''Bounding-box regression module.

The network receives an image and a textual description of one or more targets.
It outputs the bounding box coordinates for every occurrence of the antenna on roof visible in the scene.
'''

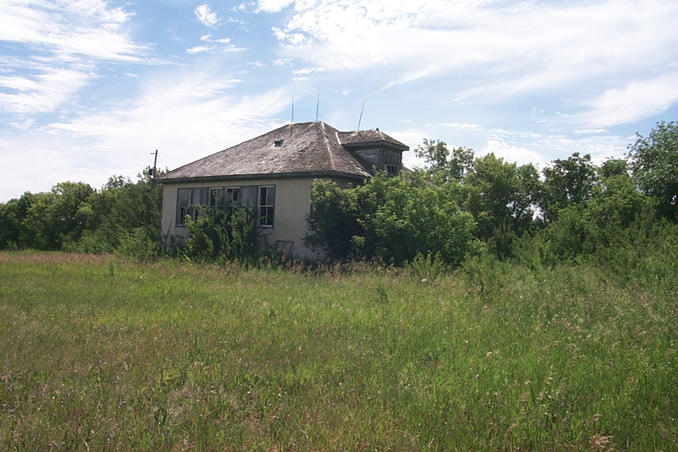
[315,92,320,122]
[357,101,365,131]
[290,96,294,137]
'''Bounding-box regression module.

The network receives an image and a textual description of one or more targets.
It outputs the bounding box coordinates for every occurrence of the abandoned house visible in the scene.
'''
[158,121,409,259]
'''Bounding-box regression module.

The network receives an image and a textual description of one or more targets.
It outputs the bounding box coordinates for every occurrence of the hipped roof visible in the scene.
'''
[158,121,408,183]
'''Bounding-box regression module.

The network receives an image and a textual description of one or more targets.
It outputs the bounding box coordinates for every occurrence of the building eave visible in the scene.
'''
[157,170,369,185]
[341,141,409,151]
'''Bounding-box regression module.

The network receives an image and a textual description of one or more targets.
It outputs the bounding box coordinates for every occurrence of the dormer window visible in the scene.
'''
[274,139,283,147]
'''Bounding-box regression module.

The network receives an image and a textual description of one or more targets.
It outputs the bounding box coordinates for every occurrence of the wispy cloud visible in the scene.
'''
[0,1,146,116]
[270,0,678,118]
[392,121,632,172]
[573,72,678,128]
[186,35,245,54]
[0,68,91,114]
[194,4,220,28]
[0,66,289,200]
[0,0,145,61]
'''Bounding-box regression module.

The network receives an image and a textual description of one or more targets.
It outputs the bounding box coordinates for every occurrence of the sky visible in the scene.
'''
[0,0,676,202]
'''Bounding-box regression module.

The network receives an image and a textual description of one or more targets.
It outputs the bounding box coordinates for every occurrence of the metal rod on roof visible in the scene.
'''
[357,101,365,131]
[315,92,319,122]
[290,96,294,137]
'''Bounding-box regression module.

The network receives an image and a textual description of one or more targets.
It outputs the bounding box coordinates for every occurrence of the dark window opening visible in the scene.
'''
[258,186,275,227]
[386,164,399,177]
[176,185,275,228]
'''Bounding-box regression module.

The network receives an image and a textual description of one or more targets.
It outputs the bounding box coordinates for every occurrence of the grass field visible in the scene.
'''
[0,251,676,450]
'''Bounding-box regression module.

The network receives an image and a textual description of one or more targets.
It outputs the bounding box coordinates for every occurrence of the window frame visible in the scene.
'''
[385,164,400,177]
[175,184,275,229]
[258,185,275,228]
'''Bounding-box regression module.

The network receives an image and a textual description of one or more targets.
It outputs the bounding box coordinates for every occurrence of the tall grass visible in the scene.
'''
[0,251,676,450]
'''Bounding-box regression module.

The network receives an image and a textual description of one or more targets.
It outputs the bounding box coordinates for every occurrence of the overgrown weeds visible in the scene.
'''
[0,251,676,450]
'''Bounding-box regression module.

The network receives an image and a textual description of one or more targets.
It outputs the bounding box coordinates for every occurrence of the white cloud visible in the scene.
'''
[0,0,144,61]
[0,1,146,116]
[574,72,678,128]
[0,69,91,113]
[186,46,211,54]
[270,0,678,114]
[194,4,220,28]
[187,35,243,54]
[480,140,546,168]
[34,69,288,190]
[0,68,289,201]
[256,0,294,13]
[391,121,633,173]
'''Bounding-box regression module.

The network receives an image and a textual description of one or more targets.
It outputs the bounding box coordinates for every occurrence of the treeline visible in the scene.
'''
[305,121,677,273]
[0,122,676,271]
[0,170,163,260]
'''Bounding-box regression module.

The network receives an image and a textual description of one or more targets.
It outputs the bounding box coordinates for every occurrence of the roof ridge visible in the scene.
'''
[319,121,335,171]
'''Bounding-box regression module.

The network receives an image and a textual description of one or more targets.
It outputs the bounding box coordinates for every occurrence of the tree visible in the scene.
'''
[540,152,598,222]
[305,173,477,265]
[464,154,540,256]
[598,158,628,179]
[304,179,361,261]
[627,121,678,220]
[0,192,34,248]
[415,139,474,182]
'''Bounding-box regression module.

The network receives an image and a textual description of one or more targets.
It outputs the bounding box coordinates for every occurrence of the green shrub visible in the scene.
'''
[115,227,159,262]
[184,207,258,262]
[306,173,477,266]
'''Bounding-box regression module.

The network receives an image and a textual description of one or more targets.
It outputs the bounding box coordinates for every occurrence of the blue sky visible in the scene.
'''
[0,0,676,201]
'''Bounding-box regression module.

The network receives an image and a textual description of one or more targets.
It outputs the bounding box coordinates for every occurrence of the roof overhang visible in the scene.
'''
[157,170,369,185]
[341,141,409,152]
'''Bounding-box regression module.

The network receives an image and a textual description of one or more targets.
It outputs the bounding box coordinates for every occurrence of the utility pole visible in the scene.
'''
[150,149,158,188]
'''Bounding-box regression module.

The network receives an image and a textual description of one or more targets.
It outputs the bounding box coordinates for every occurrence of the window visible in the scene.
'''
[175,185,275,228]
[176,188,191,226]
[176,187,209,226]
[240,186,258,207]
[386,164,399,177]
[226,187,240,207]
[209,187,224,208]
[258,186,275,227]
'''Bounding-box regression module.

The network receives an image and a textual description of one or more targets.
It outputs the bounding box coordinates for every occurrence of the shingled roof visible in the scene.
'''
[159,121,407,183]
[337,129,408,150]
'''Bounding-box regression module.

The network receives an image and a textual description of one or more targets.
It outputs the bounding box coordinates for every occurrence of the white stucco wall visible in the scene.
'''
[161,177,321,260]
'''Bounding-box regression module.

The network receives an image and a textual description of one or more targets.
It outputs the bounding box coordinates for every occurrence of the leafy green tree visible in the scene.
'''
[68,169,163,253]
[540,152,598,222]
[0,192,35,248]
[627,121,678,220]
[588,169,652,233]
[306,173,477,265]
[415,139,474,182]
[464,154,540,256]
[517,162,653,265]
[598,158,628,179]
[356,172,476,265]
[305,179,361,261]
